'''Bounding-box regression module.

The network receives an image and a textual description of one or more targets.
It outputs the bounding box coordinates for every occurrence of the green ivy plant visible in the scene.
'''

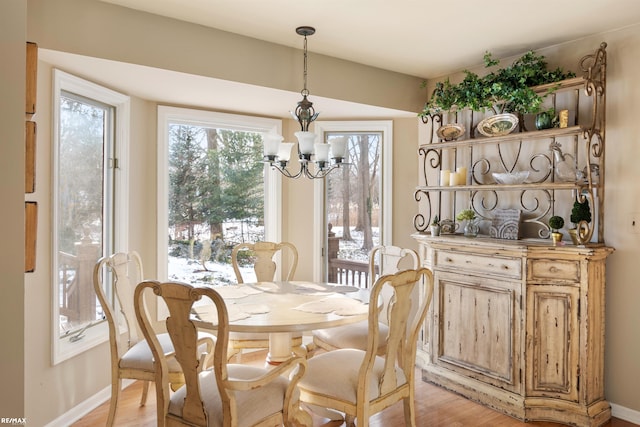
[420,50,575,118]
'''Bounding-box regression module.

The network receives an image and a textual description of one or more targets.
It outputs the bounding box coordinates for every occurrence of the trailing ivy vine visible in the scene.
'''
[420,50,576,118]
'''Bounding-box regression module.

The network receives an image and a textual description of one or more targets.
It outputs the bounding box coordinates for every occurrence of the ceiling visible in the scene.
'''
[41,0,640,119]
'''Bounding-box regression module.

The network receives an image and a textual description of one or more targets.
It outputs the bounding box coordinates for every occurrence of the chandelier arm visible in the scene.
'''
[268,163,305,179]
[265,159,348,180]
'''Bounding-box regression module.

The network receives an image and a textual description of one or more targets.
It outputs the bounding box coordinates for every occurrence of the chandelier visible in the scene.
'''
[262,26,349,179]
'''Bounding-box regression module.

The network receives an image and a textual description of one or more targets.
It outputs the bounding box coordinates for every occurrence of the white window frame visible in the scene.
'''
[156,106,283,284]
[312,120,393,281]
[52,69,130,364]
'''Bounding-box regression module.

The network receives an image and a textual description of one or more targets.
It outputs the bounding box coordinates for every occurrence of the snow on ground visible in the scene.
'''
[167,226,378,286]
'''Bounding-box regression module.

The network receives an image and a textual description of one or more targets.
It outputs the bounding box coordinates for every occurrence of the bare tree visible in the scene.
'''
[356,135,373,250]
[341,161,352,241]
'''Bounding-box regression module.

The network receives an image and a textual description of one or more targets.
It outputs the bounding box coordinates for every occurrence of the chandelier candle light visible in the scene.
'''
[262,26,349,179]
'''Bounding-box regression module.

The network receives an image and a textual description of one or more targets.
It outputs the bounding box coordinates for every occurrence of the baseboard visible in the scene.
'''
[44,379,134,427]
[611,403,640,425]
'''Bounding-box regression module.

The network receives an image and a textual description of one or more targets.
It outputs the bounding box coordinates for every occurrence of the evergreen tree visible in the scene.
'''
[168,125,208,240]
[218,130,264,241]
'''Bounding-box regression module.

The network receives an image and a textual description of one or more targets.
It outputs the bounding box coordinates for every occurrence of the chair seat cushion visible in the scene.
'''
[120,331,215,372]
[168,365,290,427]
[298,348,406,403]
[313,320,388,352]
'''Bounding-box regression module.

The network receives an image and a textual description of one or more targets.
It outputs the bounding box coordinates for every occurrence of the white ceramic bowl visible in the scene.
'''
[492,171,529,185]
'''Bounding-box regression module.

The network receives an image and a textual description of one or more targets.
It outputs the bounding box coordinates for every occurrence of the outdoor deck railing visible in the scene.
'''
[328,258,370,287]
[326,226,376,288]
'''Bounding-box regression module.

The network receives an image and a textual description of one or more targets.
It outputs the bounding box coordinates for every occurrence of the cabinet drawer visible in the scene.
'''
[435,250,521,279]
[528,259,580,283]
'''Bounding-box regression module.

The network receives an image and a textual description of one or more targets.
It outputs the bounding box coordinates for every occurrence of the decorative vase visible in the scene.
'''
[430,225,441,236]
[551,231,563,245]
[463,220,479,238]
[535,111,555,130]
[568,228,579,245]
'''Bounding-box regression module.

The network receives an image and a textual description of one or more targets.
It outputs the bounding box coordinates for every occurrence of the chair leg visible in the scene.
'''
[106,377,121,427]
[139,380,150,406]
[345,413,357,427]
[403,395,416,427]
[287,405,313,427]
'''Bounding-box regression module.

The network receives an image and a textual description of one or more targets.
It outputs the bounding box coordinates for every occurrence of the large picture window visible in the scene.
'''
[157,107,282,286]
[52,70,130,364]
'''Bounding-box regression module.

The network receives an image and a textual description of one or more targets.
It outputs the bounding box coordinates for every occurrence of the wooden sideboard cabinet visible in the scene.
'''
[413,234,613,427]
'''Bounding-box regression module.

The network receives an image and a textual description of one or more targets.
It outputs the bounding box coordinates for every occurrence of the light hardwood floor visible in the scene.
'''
[72,350,637,427]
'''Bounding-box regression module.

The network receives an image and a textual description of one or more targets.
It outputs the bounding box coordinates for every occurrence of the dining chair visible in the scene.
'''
[134,279,312,427]
[229,241,304,359]
[298,268,434,427]
[93,251,215,426]
[312,245,419,354]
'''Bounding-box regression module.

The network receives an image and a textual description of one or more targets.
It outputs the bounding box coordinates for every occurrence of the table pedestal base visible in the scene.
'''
[267,332,294,365]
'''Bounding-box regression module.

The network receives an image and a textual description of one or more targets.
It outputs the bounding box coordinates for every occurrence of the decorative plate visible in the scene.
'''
[476,113,519,137]
[437,123,465,141]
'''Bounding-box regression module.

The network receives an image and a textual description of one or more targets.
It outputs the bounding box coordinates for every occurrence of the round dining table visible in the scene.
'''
[192,280,373,364]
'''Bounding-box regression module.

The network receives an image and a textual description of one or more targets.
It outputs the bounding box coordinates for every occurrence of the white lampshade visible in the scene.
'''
[329,136,348,159]
[314,143,330,162]
[295,131,317,155]
[278,142,295,162]
[263,133,283,156]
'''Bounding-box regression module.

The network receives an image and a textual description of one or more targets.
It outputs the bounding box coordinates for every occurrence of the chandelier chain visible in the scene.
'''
[302,34,309,96]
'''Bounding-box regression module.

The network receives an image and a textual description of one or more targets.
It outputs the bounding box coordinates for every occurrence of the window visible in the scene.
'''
[157,107,282,287]
[313,121,393,282]
[52,70,130,364]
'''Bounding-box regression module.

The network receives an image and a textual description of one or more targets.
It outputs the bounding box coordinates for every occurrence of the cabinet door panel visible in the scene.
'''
[435,272,522,392]
[526,285,579,401]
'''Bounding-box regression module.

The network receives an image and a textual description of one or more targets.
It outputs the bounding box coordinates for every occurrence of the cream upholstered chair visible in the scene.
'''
[298,268,434,427]
[313,245,419,354]
[134,280,312,427]
[93,251,214,426]
[229,241,304,358]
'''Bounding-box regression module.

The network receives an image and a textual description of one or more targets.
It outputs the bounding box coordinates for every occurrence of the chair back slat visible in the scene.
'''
[135,281,229,427]
[93,251,144,356]
[232,241,298,283]
[368,245,419,327]
[109,252,143,343]
[364,268,434,397]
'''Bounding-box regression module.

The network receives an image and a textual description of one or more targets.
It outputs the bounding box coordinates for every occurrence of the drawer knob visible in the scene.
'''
[549,266,559,273]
